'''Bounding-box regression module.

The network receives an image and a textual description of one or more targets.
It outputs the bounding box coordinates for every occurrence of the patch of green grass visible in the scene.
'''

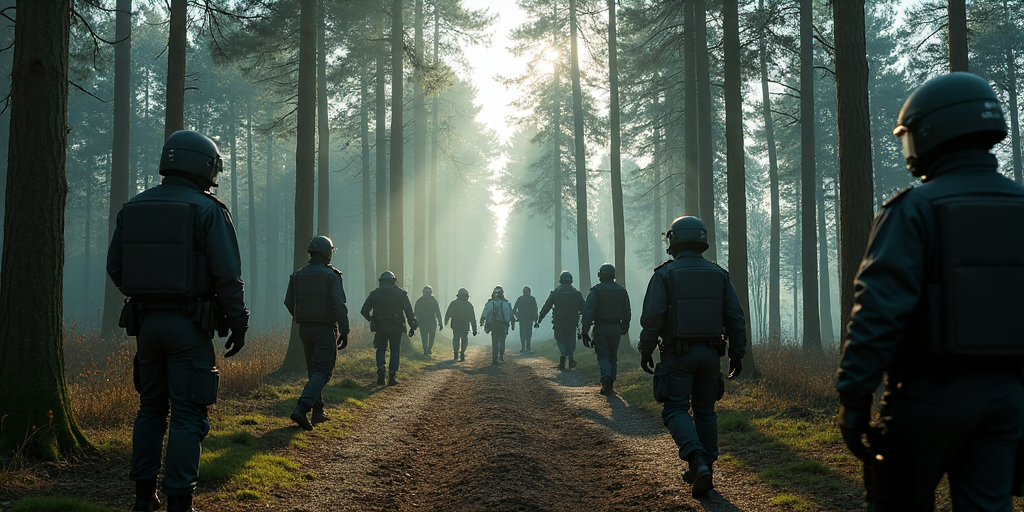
[10,496,112,512]
[769,493,815,510]
[234,489,262,501]
[237,415,263,426]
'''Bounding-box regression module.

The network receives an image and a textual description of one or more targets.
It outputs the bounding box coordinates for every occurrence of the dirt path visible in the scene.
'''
[274,345,830,512]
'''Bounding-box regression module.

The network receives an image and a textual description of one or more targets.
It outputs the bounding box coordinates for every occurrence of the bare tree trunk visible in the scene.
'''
[229,101,238,217]
[1007,44,1022,183]
[317,0,330,235]
[816,176,834,345]
[265,134,279,330]
[0,0,90,457]
[376,11,388,276]
[553,0,563,276]
[833,0,874,340]
[607,0,625,289]
[800,0,821,352]
[684,0,699,217]
[103,0,132,338]
[164,0,185,139]
[428,5,440,290]
[362,63,375,297]
[948,0,968,72]
[653,121,663,266]
[413,0,426,291]
[569,0,591,291]
[759,0,781,345]
[695,0,716,260]
[390,0,405,285]
[246,103,257,306]
[85,171,93,309]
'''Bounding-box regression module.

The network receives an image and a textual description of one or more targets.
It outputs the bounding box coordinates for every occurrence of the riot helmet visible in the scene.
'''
[159,130,224,186]
[559,271,573,284]
[307,235,336,260]
[665,216,709,255]
[457,287,470,298]
[598,263,616,281]
[523,286,531,296]
[423,285,433,297]
[893,72,1007,177]
[378,271,397,285]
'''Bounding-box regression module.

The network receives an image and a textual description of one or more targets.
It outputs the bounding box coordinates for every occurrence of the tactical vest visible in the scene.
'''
[488,300,509,326]
[595,285,627,322]
[292,270,332,324]
[666,267,724,340]
[551,286,581,322]
[917,191,1024,357]
[119,201,209,300]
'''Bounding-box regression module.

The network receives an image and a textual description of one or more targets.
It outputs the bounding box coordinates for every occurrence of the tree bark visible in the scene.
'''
[264,134,279,329]
[428,5,440,290]
[553,0,563,277]
[1007,44,1022,184]
[246,103,257,305]
[833,0,874,342]
[568,0,591,291]
[607,0,625,289]
[816,176,834,344]
[317,0,330,235]
[695,0,716,261]
[103,0,132,338]
[0,0,90,458]
[759,0,781,345]
[229,101,238,218]
[684,0,699,217]
[948,0,968,72]
[376,11,388,276]
[413,0,427,291]
[164,0,186,139]
[653,121,663,266]
[362,62,375,297]
[800,0,822,352]
[390,0,405,285]
[85,171,93,308]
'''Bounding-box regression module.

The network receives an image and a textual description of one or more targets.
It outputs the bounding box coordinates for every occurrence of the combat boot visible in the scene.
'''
[460,352,465,361]
[558,356,566,370]
[290,405,313,431]
[388,373,398,386]
[682,461,714,484]
[454,351,459,362]
[165,494,196,512]
[599,377,612,396]
[132,479,161,511]
[376,367,386,385]
[311,408,331,426]
[568,357,577,369]
[685,451,713,497]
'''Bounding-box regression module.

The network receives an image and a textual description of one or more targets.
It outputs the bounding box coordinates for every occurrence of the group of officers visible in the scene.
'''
[107,71,1024,511]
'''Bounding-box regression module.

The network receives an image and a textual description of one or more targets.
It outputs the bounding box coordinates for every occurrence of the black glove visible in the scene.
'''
[337,333,348,350]
[408,329,416,338]
[438,324,442,332]
[224,329,246,358]
[472,330,478,337]
[727,357,742,379]
[838,394,872,462]
[582,332,592,348]
[534,319,541,328]
[640,352,655,374]
[511,322,515,331]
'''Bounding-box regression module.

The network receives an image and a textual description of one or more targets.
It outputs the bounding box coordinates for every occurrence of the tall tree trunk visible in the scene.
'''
[833,0,874,340]
[164,0,186,139]
[376,11,388,276]
[103,0,132,338]
[948,0,968,72]
[390,0,405,285]
[568,0,591,291]
[553,0,563,276]
[724,0,755,375]
[229,102,238,217]
[362,62,375,297]
[246,104,257,306]
[84,171,93,309]
[695,0,716,260]
[816,176,833,344]
[265,135,279,330]
[607,0,625,289]
[653,121,663,266]
[317,0,330,235]
[0,0,90,458]
[1007,45,1022,183]
[684,0,699,217]
[412,0,426,291]
[799,0,821,352]
[759,0,781,345]
[277,0,317,375]
[428,5,440,290]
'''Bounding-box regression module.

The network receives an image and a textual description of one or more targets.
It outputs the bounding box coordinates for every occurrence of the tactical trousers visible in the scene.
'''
[130,310,216,497]
[553,323,577,360]
[452,330,469,357]
[490,326,508,362]
[420,324,437,355]
[374,330,403,374]
[592,324,621,382]
[868,370,1024,512]
[519,321,533,351]
[658,343,720,462]
[297,324,338,411]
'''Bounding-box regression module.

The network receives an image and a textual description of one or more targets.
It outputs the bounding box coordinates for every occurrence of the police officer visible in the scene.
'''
[512,286,538,353]
[107,130,249,512]
[414,286,443,356]
[638,215,745,497]
[481,285,514,365]
[836,72,1024,511]
[582,264,631,396]
[538,271,586,370]
[445,288,478,362]
[283,236,349,431]
[361,271,417,386]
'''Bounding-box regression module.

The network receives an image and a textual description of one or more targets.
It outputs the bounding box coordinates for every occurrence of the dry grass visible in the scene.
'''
[747,341,840,413]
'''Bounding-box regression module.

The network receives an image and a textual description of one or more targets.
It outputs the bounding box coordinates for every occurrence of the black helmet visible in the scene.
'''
[893,72,1007,177]
[423,285,433,296]
[523,286,531,295]
[378,271,396,284]
[492,285,504,298]
[457,287,470,298]
[598,263,616,280]
[307,235,336,259]
[665,216,709,254]
[159,130,224,184]
[559,270,573,284]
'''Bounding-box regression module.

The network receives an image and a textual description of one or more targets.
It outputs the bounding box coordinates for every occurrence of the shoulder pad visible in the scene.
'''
[327,265,342,276]
[883,187,914,208]
[713,262,730,275]
[202,190,229,209]
[653,259,673,272]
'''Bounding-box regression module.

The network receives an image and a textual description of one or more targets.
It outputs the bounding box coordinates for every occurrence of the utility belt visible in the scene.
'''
[119,298,228,337]
[659,336,727,357]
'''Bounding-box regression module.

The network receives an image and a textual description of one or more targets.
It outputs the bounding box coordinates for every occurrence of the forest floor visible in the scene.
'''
[1,336,993,511]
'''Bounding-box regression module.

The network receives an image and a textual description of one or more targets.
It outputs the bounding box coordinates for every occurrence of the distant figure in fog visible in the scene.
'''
[538,271,585,370]
[445,288,477,362]
[512,286,538,353]
[414,286,443,356]
[581,264,630,396]
[481,285,514,365]
[361,271,417,386]
[283,235,349,431]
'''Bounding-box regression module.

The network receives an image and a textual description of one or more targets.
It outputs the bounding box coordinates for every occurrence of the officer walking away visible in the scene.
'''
[836,72,1024,511]
[538,271,586,370]
[283,236,350,431]
[361,272,417,386]
[107,130,249,512]
[582,264,631,396]
[481,286,514,365]
[512,286,538,353]
[638,215,746,498]
[414,286,443,356]
[445,288,478,362]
